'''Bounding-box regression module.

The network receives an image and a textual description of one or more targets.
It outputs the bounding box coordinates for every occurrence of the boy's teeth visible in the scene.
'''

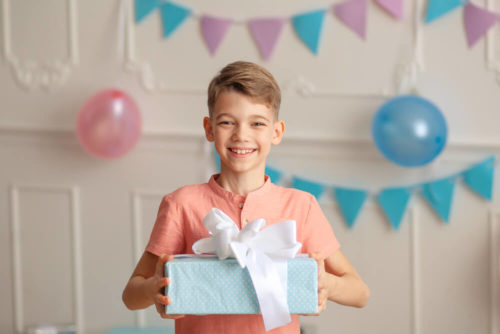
[231,148,253,154]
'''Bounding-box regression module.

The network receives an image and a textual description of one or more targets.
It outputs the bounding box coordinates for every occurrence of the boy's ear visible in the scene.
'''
[203,116,215,142]
[271,120,285,145]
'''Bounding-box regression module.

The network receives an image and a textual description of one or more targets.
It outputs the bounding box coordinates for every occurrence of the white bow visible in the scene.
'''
[192,208,302,331]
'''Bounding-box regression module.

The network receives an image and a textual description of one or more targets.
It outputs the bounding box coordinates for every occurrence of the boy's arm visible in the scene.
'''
[312,250,370,313]
[122,251,184,319]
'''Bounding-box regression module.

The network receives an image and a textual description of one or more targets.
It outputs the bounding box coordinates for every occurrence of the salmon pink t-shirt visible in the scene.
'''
[145,174,340,334]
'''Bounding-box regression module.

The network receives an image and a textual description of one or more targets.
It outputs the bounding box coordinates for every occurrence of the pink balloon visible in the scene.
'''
[76,89,142,159]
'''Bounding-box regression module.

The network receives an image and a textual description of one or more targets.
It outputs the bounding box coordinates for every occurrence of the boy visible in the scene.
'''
[122,61,370,333]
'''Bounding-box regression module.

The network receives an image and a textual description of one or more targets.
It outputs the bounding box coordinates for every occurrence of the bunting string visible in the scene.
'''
[134,0,500,60]
[214,153,496,230]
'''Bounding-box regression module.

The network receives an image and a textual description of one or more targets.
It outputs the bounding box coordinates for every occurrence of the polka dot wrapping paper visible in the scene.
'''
[165,256,318,314]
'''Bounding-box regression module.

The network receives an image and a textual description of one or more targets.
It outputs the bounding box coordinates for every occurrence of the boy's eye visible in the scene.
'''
[218,121,232,125]
[253,122,266,126]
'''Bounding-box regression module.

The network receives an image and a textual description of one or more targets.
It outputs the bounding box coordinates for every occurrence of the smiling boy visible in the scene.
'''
[122,61,369,334]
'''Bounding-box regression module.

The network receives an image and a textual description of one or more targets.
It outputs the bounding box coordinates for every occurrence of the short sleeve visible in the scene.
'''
[145,195,185,256]
[301,194,340,259]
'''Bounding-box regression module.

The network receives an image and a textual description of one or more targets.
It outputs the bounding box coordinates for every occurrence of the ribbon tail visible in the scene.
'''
[246,248,290,331]
[192,237,215,254]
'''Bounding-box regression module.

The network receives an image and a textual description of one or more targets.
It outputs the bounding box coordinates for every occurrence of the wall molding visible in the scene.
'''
[9,184,83,334]
[131,190,166,328]
[409,206,421,334]
[1,0,79,91]
[489,210,500,334]
[486,0,500,85]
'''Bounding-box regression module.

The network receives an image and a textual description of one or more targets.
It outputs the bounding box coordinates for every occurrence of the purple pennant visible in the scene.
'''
[248,18,286,60]
[332,0,369,39]
[201,15,232,55]
[464,2,499,48]
[375,0,404,20]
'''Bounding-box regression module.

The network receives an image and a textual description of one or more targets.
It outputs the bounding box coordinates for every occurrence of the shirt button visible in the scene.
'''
[238,203,243,209]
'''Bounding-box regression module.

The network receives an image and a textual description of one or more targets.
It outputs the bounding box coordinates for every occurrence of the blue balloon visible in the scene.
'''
[372,95,447,167]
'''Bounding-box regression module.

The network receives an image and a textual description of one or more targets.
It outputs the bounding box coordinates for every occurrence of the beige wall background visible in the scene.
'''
[1,0,500,333]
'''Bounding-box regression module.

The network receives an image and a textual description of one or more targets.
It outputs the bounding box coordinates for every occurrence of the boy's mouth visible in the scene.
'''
[228,147,256,156]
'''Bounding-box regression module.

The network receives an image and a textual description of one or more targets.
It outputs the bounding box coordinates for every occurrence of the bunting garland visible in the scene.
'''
[201,16,232,55]
[248,18,286,60]
[375,0,404,20]
[134,0,500,59]
[291,9,327,55]
[213,151,495,230]
[463,2,499,48]
[333,0,369,40]
[425,0,464,23]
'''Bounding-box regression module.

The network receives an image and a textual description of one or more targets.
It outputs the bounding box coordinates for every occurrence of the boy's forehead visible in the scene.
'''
[212,91,275,119]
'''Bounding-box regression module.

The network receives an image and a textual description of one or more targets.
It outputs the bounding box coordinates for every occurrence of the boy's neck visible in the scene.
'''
[215,169,266,197]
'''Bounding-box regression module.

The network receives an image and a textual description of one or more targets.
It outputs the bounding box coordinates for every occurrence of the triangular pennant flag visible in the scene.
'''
[201,15,232,55]
[421,177,456,223]
[291,176,325,199]
[377,187,412,230]
[374,0,404,20]
[332,0,369,39]
[292,9,326,55]
[135,0,160,23]
[265,166,283,184]
[426,0,465,23]
[463,156,495,201]
[248,18,286,60]
[464,2,499,48]
[334,187,368,228]
[159,1,191,38]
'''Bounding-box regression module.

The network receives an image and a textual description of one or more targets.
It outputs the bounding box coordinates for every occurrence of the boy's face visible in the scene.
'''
[203,90,285,178]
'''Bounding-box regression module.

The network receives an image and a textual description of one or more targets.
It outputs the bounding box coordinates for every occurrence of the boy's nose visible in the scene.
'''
[232,125,248,141]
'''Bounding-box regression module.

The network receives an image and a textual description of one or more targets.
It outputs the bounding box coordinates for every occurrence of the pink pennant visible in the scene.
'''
[332,0,369,39]
[464,2,499,48]
[201,15,232,55]
[375,0,404,20]
[248,18,286,60]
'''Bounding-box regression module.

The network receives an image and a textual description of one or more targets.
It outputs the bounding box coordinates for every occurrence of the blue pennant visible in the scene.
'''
[135,0,160,23]
[421,177,456,223]
[463,156,495,201]
[426,0,466,23]
[334,187,368,229]
[377,187,412,230]
[291,177,325,199]
[160,1,191,38]
[265,166,283,184]
[292,9,326,55]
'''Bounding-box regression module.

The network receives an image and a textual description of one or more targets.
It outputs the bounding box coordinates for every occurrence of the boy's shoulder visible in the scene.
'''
[162,182,210,203]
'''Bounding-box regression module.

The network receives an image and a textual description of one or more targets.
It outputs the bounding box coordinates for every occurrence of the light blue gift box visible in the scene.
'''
[165,256,318,314]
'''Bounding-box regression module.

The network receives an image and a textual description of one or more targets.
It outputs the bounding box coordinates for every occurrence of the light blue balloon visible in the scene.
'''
[372,95,447,167]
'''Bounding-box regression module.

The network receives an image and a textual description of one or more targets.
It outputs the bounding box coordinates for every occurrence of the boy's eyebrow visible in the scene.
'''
[214,113,271,122]
[215,113,233,120]
[250,115,271,122]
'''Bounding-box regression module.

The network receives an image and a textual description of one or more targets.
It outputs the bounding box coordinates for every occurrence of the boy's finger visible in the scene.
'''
[157,276,170,289]
[155,301,165,315]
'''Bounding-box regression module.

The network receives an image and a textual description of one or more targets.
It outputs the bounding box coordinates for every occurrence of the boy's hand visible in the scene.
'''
[310,252,328,315]
[149,254,185,320]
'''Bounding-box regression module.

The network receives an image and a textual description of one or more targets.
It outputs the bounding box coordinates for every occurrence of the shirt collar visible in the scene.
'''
[208,174,272,202]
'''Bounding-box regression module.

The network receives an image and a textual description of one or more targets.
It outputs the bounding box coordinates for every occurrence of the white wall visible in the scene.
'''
[1,0,499,333]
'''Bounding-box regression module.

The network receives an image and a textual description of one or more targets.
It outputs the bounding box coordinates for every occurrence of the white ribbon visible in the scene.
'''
[192,208,302,331]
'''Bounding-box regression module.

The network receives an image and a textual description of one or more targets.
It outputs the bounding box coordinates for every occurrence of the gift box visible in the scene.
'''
[165,256,318,315]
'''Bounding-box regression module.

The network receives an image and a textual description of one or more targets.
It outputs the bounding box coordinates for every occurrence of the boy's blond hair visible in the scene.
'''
[207,61,281,119]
